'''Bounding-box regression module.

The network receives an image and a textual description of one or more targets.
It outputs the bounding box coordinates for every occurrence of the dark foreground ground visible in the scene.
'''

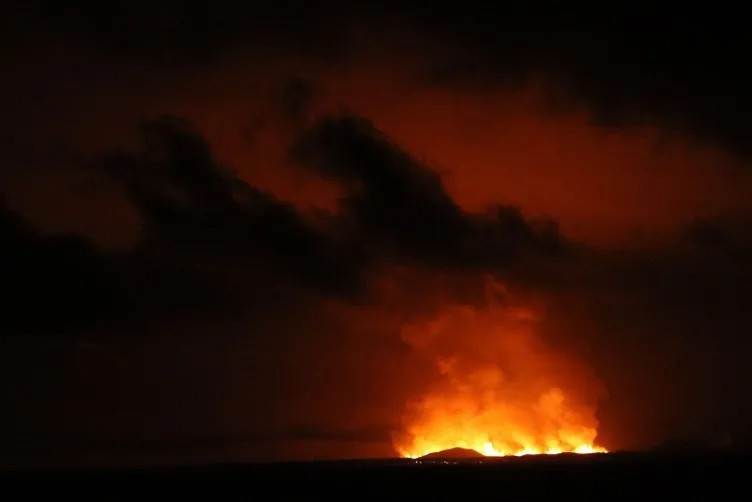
[2,451,749,500]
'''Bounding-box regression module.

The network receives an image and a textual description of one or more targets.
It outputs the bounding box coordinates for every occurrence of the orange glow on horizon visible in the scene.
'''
[394,283,607,460]
[401,442,607,459]
[397,386,608,459]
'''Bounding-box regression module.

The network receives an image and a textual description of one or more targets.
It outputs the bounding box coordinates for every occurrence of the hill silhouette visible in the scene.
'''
[420,447,485,459]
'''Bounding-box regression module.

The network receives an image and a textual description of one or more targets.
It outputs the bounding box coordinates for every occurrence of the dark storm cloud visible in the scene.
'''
[2,112,563,334]
[293,114,563,268]
[100,115,363,296]
[0,116,364,334]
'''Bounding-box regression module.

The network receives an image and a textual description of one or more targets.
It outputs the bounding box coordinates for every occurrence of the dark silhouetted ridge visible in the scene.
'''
[420,447,485,459]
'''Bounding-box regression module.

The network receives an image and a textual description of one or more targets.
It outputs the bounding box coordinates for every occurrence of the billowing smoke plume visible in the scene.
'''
[395,280,605,457]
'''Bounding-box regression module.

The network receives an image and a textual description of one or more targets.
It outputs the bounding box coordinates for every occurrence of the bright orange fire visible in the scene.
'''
[394,285,606,458]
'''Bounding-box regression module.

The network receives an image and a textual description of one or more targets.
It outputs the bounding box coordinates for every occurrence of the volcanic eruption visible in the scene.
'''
[394,281,606,458]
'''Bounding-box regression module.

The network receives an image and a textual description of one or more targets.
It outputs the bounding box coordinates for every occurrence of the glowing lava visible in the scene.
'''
[397,385,608,459]
[394,288,607,459]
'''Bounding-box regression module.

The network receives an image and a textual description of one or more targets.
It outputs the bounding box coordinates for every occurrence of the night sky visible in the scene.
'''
[3,2,752,467]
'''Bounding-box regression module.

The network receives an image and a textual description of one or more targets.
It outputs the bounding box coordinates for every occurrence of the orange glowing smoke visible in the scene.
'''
[394,284,606,458]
